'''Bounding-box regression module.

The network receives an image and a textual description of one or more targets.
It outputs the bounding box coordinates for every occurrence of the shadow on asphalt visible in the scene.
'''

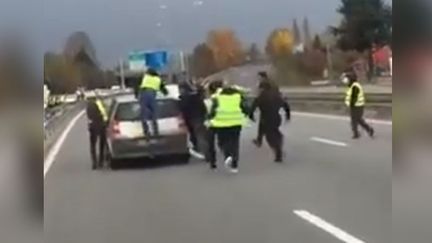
[110,154,195,171]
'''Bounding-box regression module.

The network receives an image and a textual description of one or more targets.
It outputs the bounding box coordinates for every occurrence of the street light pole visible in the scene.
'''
[119,58,125,89]
[326,44,334,82]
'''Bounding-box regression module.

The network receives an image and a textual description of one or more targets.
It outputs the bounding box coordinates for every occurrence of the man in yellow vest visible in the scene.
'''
[139,68,168,137]
[343,71,375,139]
[207,83,248,173]
[86,92,109,170]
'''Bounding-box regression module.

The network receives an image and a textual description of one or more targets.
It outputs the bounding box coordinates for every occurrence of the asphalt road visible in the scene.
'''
[45,112,392,243]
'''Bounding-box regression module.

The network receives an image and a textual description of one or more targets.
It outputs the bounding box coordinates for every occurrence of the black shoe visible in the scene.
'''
[274,150,284,163]
[252,139,262,148]
[210,164,217,170]
[352,134,361,139]
[368,128,375,138]
[92,164,97,170]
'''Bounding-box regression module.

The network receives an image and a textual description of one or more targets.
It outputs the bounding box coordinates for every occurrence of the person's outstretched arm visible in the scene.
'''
[208,98,218,120]
[282,98,291,121]
[350,85,359,108]
[160,80,169,95]
[249,97,258,122]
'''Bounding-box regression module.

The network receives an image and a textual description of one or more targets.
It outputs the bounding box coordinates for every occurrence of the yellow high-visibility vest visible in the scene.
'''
[345,82,365,107]
[210,93,245,128]
[140,75,162,91]
[96,99,108,122]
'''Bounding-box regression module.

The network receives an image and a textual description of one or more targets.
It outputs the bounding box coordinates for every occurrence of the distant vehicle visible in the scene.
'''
[44,85,50,109]
[105,87,189,168]
[64,94,78,104]
[111,85,121,90]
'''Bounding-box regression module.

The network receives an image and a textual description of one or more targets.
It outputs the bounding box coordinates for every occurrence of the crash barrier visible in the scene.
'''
[245,92,392,120]
[47,89,129,108]
[44,102,86,153]
[44,89,130,153]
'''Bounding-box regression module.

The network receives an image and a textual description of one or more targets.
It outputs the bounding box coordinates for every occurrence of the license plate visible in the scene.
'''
[136,138,160,146]
[137,139,150,146]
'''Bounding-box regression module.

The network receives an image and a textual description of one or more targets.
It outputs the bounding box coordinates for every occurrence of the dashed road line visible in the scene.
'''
[310,137,348,147]
[294,210,366,243]
[294,112,392,126]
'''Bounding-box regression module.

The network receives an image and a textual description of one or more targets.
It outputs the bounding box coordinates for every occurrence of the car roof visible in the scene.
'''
[115,94,137,103]
[114,85,181,104]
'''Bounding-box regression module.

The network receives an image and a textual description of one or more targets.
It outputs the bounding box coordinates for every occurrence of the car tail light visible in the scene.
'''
[109,120,121,137]
[177,116,187,132]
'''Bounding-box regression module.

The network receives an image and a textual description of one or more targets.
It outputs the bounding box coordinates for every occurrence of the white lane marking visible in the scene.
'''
[294,210,366,243]
[293,112,392,126]
[310,137,348,147]
[44,110,85,178]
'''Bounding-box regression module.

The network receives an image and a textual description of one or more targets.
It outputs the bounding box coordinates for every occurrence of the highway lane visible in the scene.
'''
[45,113,391,243]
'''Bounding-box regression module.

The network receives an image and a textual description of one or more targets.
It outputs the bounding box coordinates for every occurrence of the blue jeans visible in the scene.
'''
[139,89,159,136]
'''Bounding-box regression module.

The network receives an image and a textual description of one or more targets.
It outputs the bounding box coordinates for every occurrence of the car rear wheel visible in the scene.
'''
[106,152,119,170]
[176,153,190,164]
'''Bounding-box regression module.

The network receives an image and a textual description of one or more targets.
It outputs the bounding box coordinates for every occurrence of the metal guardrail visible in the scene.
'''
[44,102,85,151]
[243,91,391,119]
[280,92,392,104]
[44,89,132,152]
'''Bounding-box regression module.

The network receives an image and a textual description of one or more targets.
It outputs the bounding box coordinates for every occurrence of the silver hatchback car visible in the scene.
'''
[106,92,190,168]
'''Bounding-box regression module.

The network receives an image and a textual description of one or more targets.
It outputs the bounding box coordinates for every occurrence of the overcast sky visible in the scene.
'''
[1,0,352,68]
[2,0,394,68]
[38,0,348,67]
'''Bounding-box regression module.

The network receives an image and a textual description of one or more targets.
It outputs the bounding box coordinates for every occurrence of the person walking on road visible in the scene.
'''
[179,80,208,159]
[139,68,168,137]
[207,83,248,173]
[342,71,375,139]
[86,92,109,170]
[249,81,291,162]
[253,71,279,147]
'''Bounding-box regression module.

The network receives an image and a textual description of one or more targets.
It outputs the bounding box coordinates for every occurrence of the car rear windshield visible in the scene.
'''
[114,99,180,121]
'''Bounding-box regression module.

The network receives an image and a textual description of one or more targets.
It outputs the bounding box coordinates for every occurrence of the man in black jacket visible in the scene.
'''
[253,71,280,147]
[179,81,208,159]
[86,94,108,170]
[250,81,290,162]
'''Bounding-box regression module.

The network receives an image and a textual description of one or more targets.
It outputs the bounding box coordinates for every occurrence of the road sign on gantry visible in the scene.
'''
[128,51,147,71]
[145,50,168,71]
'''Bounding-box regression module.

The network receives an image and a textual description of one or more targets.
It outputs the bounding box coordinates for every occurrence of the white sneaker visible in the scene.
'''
[189,148,205,160]
[230,168,239,174]
[224,156,233,169]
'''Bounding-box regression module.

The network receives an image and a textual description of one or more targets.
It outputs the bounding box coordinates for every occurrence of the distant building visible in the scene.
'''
[372,45,392,76]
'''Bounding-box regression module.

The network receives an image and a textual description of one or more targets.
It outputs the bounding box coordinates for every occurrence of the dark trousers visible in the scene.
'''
[256,120,264,145]
[262,120,283,160]
[185,118,208,153]
[350,106,372,136]
[139,89,158,136]
[207,126,242,169]
[89,127,106,168]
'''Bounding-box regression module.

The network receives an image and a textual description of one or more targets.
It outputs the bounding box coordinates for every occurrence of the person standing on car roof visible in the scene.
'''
[342,70,375,139]
[207,82,248,173]
[179,79,208,159]
[139,68,169,137]
[86,92,109,170]
[249,81,290,162]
